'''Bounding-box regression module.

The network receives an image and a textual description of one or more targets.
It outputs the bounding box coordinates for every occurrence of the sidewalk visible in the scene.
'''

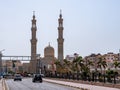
[0,79,3,90]
[0,78,8,90]
[43,78,120,90]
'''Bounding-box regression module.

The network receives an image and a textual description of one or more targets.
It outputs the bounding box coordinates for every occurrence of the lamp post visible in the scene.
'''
[0,49,5,53]
[118,49,120,61]
[12,60,16,73]
[36,54,41,74]
[0,49,5,75]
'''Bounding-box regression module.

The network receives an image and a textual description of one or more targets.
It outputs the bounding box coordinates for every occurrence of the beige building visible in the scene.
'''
[84,52,120,71]
[103,52,119,69]
[2,60,22,73]
[84,53,102,71]
[22,63,29,73]
[65,53,79,62]
[39,44,56,74]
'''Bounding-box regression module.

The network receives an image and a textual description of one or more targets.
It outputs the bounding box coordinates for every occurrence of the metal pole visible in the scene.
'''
[0,49,5,76]
[0,52,2,75]
[119,49,120,61]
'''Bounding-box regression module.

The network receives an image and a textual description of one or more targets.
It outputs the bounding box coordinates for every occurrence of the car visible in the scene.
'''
[32,74,42,83]
[28,74,32,77]
[14,74,22,81]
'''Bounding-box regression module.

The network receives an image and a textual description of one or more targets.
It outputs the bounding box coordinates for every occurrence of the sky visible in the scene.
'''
[0,0,120,58]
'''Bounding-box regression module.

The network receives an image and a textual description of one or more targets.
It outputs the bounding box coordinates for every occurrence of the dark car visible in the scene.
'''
[32,74,42,83]
[14,74,22,81]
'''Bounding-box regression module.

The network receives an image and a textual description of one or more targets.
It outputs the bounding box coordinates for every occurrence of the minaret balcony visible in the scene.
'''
[58,27,64,30]
[57,38,64,42]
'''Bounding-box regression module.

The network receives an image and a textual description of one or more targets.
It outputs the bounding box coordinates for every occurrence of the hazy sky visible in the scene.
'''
[0,0,120,58]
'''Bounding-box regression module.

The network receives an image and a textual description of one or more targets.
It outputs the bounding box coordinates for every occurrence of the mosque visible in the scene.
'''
[29,11,64,74]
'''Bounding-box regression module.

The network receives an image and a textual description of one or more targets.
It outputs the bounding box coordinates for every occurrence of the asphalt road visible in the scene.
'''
[6,78,80,90]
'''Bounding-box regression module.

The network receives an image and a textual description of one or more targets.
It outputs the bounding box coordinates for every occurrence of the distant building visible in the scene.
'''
[84,53,102,71]
[2,60,22,73]
[22,63,29,73]
[103,52,119,69]
[65,53,79,62]
[84,52,120,71]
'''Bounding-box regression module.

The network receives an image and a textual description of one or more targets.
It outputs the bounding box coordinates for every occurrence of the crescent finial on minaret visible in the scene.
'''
[60,9,62,14]
[33,11,35,15]
[33,11,35,19]
[59,9,62,18]
[49,42,50,47]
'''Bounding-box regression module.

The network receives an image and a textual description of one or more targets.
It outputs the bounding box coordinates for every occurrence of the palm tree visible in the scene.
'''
[86,60,93,71]
[54,60,63,73]
[63,59,71,73]
[82,64,91,80]
[72,56,85,80]
[113,60,120,83]
[113,60,120,71]
[97,57,107,82]
[85,60,93,81]
[73,56,84,73]
[55,59,72,78]
[54,60,61,67]
[63,59,72,78]
[97,57,107,74]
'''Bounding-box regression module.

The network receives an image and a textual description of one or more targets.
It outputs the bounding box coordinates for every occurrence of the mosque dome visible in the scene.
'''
[44,43,54,57]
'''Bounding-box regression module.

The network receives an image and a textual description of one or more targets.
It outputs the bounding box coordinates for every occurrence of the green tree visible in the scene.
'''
[85,60,93,80]
[54,60,62,73]
[85,60,93,72]
[63,59,71,72]
[97,57,107,74]
[113,60,120,71]
[72,56,84,73]
[55,59,71,74]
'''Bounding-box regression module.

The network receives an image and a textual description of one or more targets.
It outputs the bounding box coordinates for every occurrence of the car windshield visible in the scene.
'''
[15,74,21,77]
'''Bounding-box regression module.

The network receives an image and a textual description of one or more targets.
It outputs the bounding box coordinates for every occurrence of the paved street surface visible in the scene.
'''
[2,78,120,90]
[43,78,120,90]
[6,78,80,90]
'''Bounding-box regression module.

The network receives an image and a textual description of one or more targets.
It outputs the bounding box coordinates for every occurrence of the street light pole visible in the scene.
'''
[0,49,5,75]
[36,54,41,74]
[0,49,5,53]
[118,49,120,61]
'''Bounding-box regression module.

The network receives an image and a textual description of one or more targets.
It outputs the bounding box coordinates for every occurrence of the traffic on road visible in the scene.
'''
[6,78,80,90]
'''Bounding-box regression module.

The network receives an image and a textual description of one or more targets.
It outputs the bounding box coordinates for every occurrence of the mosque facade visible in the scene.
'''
[29,11,64,74]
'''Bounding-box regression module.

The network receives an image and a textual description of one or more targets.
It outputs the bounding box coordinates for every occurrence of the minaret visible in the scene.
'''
[30,11,37,73]
[57,10,64,64]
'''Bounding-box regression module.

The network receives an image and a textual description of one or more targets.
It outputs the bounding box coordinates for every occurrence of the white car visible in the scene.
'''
[14,74,22,81]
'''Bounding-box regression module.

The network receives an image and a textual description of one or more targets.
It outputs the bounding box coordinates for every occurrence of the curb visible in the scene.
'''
[45,78,120,89]
[2,79,9,90]
[43,79,89,90]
